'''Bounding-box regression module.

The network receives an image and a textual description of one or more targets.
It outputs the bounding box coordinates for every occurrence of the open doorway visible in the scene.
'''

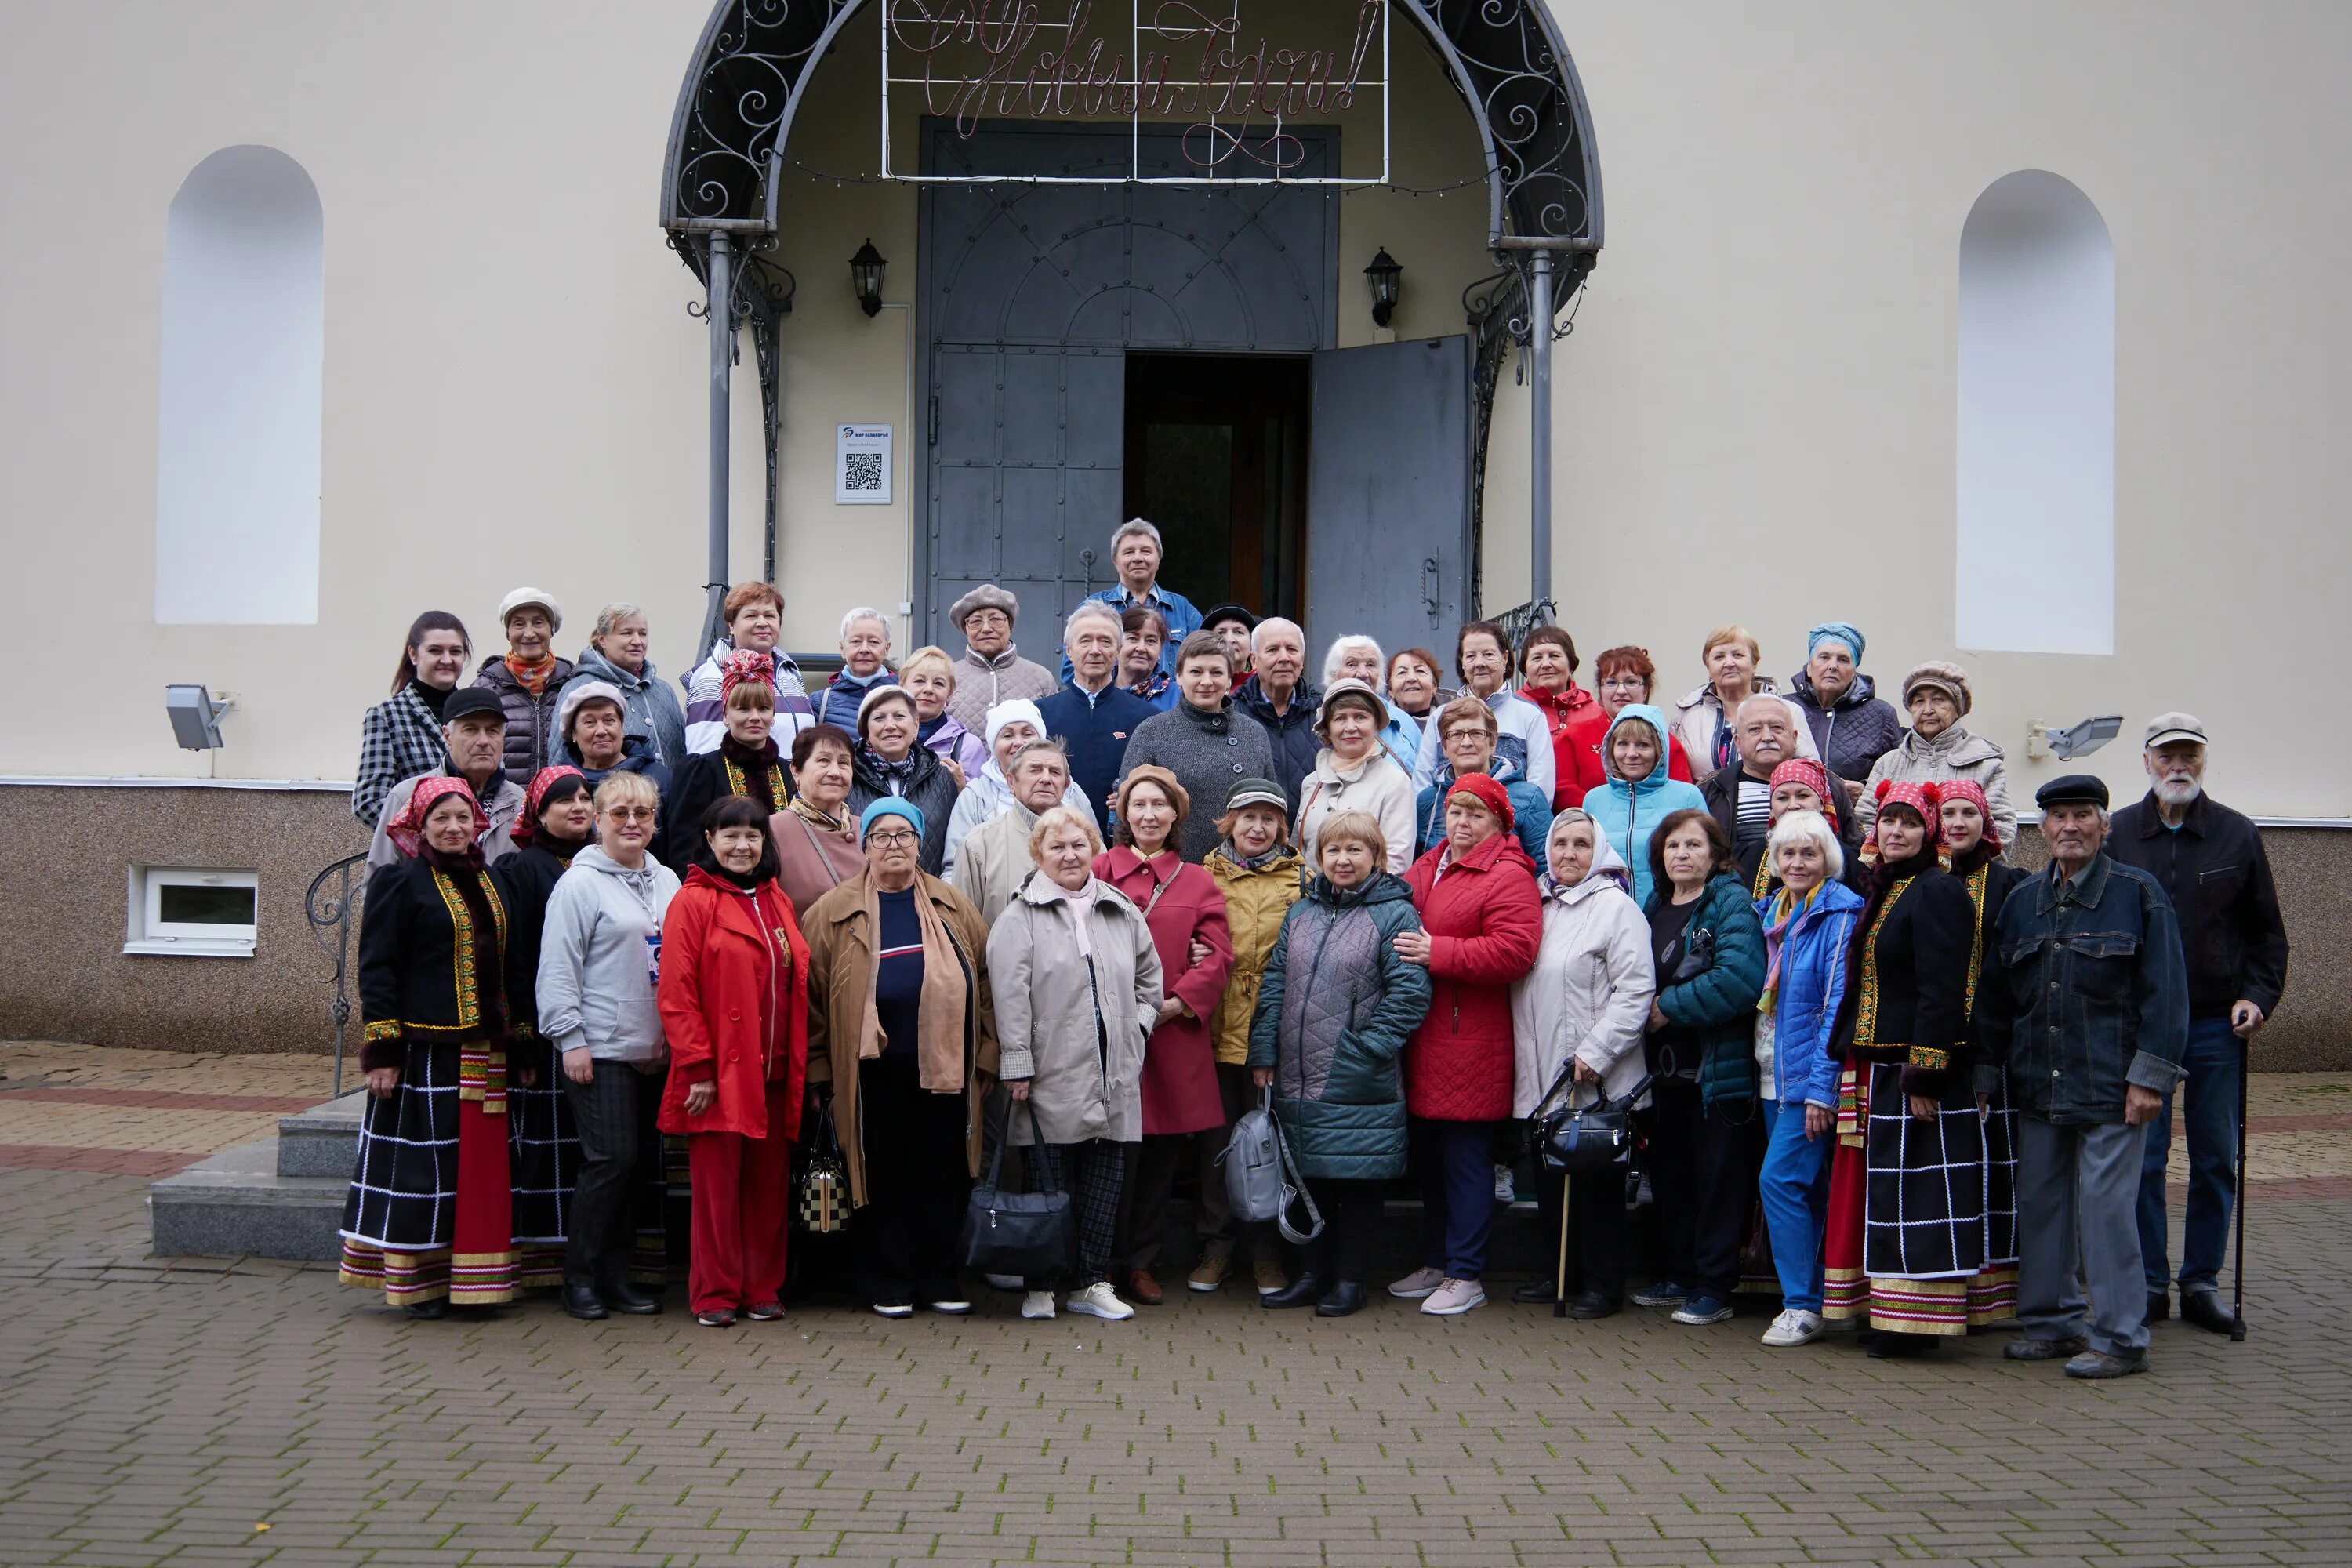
[1123,354,1311,622]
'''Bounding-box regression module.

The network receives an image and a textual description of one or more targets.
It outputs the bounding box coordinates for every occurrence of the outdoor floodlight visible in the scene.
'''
[2026,713,2123,761]
[850,239,887,318]
[165,684,234,750]
[1364,247,1403,328]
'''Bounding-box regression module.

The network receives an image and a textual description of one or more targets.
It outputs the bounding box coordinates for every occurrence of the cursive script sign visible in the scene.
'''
[881,0,1388,182]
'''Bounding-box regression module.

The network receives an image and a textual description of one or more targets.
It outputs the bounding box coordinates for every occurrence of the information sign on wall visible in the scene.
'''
[836,424,894,505]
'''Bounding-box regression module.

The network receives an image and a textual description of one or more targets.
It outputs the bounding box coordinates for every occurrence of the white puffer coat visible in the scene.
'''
[1508,838,1657,1118]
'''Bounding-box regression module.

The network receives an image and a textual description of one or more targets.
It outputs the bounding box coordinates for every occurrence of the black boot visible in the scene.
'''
[1512,1279,1558,1305]
[1567,1290,1621,1319]
[1315,1281,1369,1317]
[1261,1272,1327,1309]
[2147,1290,2171,1323]
[601,1277,663,1315]
[403,1299,448,1321]
[1867,1330,1938,1359]
[563,1283,608,1321]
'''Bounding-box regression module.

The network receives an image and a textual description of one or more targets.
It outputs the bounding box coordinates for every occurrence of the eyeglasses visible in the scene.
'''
[866,829,917,848]
[604,806,657,822]
[1442,727,1489,744]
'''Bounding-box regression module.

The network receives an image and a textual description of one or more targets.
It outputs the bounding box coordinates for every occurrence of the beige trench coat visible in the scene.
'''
[985,876,1163,1145]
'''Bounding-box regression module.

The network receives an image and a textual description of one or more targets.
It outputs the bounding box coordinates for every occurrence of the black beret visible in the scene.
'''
[2034,773,2108,810]
[441,687,507,725]
[1198,602,1258,631]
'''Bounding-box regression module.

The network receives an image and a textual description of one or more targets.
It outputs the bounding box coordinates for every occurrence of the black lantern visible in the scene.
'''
[1363,247,1403,328]
[849,238,887,318]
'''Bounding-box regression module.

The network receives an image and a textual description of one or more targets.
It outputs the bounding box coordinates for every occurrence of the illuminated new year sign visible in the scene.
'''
[881,0,1388,183]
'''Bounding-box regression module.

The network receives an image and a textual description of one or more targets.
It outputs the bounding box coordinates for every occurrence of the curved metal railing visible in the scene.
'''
[305,852,370,1097]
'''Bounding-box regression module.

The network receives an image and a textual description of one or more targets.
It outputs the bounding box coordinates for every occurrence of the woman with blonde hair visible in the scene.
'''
[1671,624,1817,786]
[897,644,987,786]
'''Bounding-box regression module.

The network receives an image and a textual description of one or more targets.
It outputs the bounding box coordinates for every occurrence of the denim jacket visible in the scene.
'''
[1973,852,2189,1125]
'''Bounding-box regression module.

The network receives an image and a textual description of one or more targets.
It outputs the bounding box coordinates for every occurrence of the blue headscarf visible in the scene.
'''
[1806,621,1865,665]
[858,797,925,842]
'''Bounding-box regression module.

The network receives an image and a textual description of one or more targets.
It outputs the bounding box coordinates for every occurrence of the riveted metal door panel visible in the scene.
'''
[1304,336,1473,666]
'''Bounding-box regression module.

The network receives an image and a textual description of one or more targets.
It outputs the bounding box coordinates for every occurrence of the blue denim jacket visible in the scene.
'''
[1974,852,2189,1125]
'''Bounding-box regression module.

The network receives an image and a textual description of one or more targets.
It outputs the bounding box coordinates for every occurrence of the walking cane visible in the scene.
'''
[1553,1174,1572,1319]
[2230,1031,2250,1342]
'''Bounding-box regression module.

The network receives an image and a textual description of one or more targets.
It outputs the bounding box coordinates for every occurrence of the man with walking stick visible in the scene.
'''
[2111,715,2290,1335]
[1976,775,2190,1378]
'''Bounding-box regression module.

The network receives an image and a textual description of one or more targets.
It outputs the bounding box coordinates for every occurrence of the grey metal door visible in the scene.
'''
[1303,336,1473,665]
[916,122,1338,646]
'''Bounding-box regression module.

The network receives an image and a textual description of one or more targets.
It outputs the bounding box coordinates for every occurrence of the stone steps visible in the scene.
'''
[148,1092,360,1261]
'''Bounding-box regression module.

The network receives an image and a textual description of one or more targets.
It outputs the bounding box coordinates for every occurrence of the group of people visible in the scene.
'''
[339,518,2288,1377]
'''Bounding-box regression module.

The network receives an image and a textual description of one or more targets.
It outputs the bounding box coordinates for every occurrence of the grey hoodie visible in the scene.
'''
[536,845,681,1063]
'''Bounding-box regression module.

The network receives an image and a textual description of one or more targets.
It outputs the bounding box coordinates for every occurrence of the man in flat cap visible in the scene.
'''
[2108,714,2289,1334]
[946,583,1058,736]
[1975,774,2189,1378]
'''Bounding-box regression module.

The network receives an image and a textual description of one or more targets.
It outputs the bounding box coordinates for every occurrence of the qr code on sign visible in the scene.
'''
[842,452,885,493]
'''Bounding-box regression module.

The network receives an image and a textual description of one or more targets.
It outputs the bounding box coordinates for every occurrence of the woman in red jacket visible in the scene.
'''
[1519,626,1607,808]
[657,795,811,1327]
[1570,647,1695,789]
[1389,771,1544,1316]
[1098,766,1237,1305]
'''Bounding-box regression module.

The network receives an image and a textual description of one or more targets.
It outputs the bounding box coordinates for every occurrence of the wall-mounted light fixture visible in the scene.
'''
[850,238,887,318]
[165,684,235,750]
[2025,713,2123,761]
[1364,247,1403,328]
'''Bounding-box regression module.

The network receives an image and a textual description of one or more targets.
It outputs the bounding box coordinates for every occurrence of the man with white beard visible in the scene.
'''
[2109,713,2290,1336]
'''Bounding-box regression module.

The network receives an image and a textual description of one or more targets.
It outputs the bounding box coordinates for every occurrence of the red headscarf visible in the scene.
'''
[1767,758,1835,811]
[1446,771,1515,832]
[1864,778,1942,861]
[387,775,488,859]
[718,648,775,703]
[1937,778,2000,856]
[510,765,586,849]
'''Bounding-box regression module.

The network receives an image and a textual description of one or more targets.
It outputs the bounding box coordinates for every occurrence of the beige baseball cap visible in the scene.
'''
[2144,711,2206,750]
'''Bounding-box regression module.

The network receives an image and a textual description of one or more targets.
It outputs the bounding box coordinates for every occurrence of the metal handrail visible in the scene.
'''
[306,851,370,1097]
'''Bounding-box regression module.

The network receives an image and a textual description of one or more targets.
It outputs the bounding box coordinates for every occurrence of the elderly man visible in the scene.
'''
[1036,602,1155,825]
[945,584,1057,735]
[2108,714,2289,1334]
[1232,617,1322,809]
[368,687,527,868]
[812,607,898,730]
[1061,517,1202,683]
[1976,775,2189,1378]
[1702,696,1853,860]
[683,581,815,753]
[951,738,1080,923]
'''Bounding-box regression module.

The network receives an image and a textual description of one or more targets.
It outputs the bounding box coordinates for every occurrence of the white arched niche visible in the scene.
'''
[1955,170,2114,655]
[154,146,324,624]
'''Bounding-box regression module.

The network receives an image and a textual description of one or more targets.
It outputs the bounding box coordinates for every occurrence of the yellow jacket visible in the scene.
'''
[1205,844,1306,1065]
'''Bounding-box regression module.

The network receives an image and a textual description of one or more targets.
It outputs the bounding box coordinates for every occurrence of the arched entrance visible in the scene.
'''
[660,0,1604,655]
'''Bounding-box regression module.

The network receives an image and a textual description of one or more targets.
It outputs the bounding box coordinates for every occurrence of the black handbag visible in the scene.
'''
[1529,1060,1653,1175]
[959,1098,1076,1279]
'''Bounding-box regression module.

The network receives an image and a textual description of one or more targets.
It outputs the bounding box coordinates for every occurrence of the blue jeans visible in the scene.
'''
[1756,1100,1835,1314]
[2135,1014,2241,1296]
[1411,1117,1498,1279]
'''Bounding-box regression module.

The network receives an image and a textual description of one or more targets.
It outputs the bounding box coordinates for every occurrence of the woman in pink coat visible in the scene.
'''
[1097,765,1236,1305]
[1388,771,1543,1316]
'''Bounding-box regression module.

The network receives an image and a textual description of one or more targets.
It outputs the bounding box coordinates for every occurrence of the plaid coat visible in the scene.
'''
[353,686,448,827]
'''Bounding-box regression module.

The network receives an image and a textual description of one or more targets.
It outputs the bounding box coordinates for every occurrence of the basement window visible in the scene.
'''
[126,867,259,958]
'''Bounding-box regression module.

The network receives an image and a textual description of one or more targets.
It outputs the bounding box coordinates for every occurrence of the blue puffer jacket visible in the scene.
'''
[1754,880,1865,1109]
[1580,704,1706,906]
[1413,753,1552,865]
[1246,871,1432,1181]
[1647,873,1768,1112]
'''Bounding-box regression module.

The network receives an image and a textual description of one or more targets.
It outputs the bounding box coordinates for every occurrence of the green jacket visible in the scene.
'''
[1646,873,1768,1112]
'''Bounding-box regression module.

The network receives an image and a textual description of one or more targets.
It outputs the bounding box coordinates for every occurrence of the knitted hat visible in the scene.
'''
[2035,774,2109,811]
[949,583,1019,628]
[1901,660,1973,716]
[557,680,626,739]
[1807,622,1866,665]
[855,682,917,734]
[985,697,1047,752]
[858,797,925,842]
[1223,776,1289,815]
[497,586,561,632]
[1117,764,1192,828]
[441,687,506,726]
[1446,771,1515,831]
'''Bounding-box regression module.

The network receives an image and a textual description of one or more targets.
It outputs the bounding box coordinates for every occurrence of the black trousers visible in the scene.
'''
[851,1056,972,1306]
[1025,1139,1129,1290]
[1645,1080,1764,1300]
[562,1059,665,1289]
[1534,1163,1628,1305]
[1299,1177,1385,1285]
[1118,1132,1203,1274]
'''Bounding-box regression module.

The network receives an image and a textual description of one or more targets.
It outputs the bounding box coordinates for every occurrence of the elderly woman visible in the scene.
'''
[1738,758,1862,900]
[846,685,961,875]
[1324,634,1419,771]
[1581,705,1706,908]
[1249,811,1432,1316]
[811,607,899,731]
[1413,696,1551,864]
[1299,679,1417,875]
[1824,782,1983,1355]
[804,799,996,1319]
[474,587,575,787]
[898,644,986,786]
[988,805,1164,1323]
[1097,768,1236,1305]
[1118,631,1277,861]
[557,682,673,797]
[539,772,681,1321]
[942,699,1097,875]
[1573,646,1693,785]
[663,653,793,873]
[1670,625,1817,787]
[769,724,862,916]
[550,602,688,769]
[1385,647,1450,729]
[354,610,473,828]
[1633,810,1767,1329]
[1941,779,2027,1329]
[1509,809,1654,1317]
[1199,777,1306,1296]
[1517,626,1606,806]
[1749,809,1866,1347]
[656,796,811,1328]
[1785,622,1900,800]
[1856,662,2017,846]
[341,779,530,1317]
[1409,622,1555,800]
[1388,773,1543,1316]
[1120,604,1175,710]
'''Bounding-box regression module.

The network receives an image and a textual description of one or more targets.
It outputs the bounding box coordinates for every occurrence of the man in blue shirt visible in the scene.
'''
[1038,602,1153,826]
[1060,518,1201,684]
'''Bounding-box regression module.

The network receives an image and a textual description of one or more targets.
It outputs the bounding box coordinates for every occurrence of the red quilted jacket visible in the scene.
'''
[1400,829,1543,1120]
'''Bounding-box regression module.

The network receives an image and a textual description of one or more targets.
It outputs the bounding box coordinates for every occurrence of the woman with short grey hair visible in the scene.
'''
[550,604,689,768]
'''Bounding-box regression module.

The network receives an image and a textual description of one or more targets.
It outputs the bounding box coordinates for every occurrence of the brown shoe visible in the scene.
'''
[1127,1269,1165,1305]
[1253,1255,1289,1297]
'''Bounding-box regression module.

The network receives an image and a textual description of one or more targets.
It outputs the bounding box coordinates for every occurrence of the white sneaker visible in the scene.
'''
[1493,1163,1518,1203]
[1019,1290,1057,1320]
[1421,1277,1486,1316]
[1761,1308,1824,1348]
[1388,1265,1446,1300]
[1065,1282,1134,1320]
[985,1272,1025,1292]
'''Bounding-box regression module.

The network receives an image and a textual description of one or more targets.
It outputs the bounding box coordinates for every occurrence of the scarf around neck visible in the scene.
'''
[721,733,789,815]
[1758,882,1824,1017]
[505,652,557,695]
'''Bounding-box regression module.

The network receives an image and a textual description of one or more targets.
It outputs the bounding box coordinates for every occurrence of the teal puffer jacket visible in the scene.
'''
[1247,871,1433,1180]
[1645,873,1769,1112]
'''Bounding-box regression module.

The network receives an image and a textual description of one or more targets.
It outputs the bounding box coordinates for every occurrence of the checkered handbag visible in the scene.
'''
[795,1098,848,1233]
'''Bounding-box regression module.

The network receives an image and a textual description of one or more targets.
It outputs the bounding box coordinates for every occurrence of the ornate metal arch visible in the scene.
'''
[659,0,1603,299]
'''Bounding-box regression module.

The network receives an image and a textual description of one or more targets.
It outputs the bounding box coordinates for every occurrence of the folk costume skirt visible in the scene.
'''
[1822,1062,2016,1334]
[505,1034,579,1290]
[339,1039,523,1307]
